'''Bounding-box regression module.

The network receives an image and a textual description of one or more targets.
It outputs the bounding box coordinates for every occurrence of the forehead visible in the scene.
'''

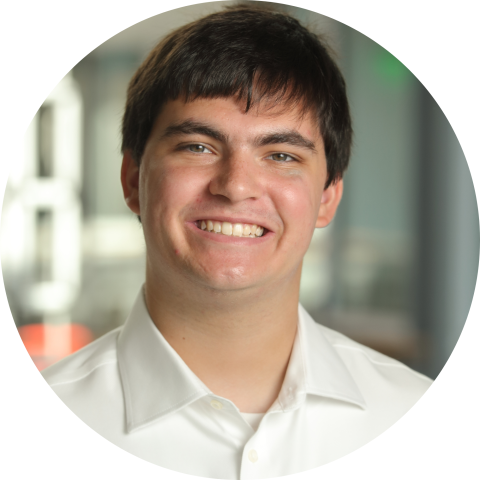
[154,96,322,142]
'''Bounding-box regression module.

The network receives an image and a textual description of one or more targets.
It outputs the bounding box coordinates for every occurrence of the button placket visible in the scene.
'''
[247,449,258,463]
[210,399,223,410]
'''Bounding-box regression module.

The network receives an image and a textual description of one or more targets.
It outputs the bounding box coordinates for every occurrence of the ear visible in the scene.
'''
[315,179,343,228]
[121,150,141,215]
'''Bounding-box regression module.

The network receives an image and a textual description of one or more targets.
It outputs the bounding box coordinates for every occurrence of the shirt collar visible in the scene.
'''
[117,288,210,433]
[118,289,366,433]
[275,304,366,411]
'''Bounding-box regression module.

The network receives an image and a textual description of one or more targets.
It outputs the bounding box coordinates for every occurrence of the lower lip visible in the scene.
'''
[186,222,273,244]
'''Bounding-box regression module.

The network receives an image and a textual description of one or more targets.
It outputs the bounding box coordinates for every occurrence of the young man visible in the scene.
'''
[43,5,431,478]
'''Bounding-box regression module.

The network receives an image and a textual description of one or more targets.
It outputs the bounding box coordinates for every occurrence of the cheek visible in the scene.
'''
[271,178,321,256]
[276,179,320,227]
[141,163,208,217]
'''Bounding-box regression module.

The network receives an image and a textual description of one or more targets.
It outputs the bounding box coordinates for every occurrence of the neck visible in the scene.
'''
[144,263,301,413]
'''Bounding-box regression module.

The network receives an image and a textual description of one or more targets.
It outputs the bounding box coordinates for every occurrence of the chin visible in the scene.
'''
[195,266,262,292]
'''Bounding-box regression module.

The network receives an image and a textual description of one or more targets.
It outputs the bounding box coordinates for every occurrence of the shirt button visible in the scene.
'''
[210,399,223,410]
[248,449,258,463]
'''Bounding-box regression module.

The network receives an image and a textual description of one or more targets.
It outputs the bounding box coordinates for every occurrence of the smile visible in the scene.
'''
[197,220,265,238]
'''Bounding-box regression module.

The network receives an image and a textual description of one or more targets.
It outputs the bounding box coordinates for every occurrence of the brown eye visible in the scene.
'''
[269,153,294,162]
[187,144,211,153]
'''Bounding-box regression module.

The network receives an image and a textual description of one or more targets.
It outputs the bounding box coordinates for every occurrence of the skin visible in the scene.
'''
[121,96,343,413]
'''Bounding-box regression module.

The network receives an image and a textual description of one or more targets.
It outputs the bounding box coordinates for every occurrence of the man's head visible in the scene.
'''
[121,4,352,189]
[121,5,351,295]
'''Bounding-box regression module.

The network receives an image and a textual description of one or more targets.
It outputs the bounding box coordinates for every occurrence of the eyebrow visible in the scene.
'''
[160,120,317,153]
[160,120,228,144]
[254,130,317,153]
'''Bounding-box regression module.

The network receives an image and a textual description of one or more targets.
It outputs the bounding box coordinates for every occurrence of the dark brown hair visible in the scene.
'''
[121,4,352,187]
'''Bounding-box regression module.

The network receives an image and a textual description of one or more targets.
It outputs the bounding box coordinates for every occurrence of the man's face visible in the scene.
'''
[122,97,342,293]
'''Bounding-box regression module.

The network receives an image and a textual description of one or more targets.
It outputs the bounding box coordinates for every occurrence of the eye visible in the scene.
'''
[268,152,295,162]
[186,144,212,154]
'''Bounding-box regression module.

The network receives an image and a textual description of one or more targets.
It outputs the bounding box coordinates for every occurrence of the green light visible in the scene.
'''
[375,48,410,84]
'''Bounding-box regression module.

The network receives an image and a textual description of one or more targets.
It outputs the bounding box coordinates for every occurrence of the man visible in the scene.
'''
[43,5,431,478]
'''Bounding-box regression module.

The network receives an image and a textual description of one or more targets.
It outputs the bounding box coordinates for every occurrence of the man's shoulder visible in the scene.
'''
[41,326,122,387]
[313,321,433,399]
[41,326,126,436]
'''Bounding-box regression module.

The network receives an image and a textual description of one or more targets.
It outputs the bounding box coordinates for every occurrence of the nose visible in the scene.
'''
[208,153,262,203]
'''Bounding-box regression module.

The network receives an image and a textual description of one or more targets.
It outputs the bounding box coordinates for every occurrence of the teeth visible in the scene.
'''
[233,224,243,237]
[221,222,233,236]
[200,220,265,238]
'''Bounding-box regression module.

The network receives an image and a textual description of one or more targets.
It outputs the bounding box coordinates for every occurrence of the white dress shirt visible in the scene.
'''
[42,288,432,479]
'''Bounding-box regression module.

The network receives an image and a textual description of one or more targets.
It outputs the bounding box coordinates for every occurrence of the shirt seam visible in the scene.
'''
[128,390,207,431]
[278,320,308,412]
[332,343,432,382]
[47,359,118,387]
[304,384,366,408]
[299,322,309,401]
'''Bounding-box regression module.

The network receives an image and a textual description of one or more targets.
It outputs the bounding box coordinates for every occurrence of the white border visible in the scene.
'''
[1,1,478,478]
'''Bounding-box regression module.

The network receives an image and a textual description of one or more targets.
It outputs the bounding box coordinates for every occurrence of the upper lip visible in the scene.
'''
[190,215,274,231]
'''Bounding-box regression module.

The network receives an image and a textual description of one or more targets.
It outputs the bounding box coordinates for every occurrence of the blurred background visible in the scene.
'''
[1,1,478,378]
